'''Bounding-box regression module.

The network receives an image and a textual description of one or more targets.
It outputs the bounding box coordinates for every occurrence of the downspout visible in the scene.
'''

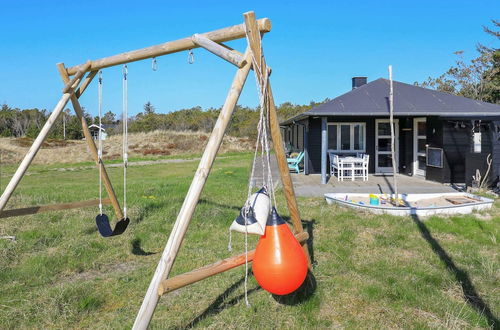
[321,117,328,184]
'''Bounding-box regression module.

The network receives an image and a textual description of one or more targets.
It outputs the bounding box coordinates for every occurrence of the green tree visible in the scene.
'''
[417,20,499,104]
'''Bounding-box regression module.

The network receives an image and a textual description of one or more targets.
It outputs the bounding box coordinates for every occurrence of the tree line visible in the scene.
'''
[3,20,497,140]
[0,100,328,140]
[415,20,499,103]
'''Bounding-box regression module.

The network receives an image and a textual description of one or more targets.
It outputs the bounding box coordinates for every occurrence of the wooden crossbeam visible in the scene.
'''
[0,198,111,219]
[191,34,246,67]
[158,231,309,296]
[62,61,91,93]
[65,18,271,75]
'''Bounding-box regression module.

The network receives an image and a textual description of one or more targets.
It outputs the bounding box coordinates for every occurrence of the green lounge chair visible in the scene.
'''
[287,151,304,173]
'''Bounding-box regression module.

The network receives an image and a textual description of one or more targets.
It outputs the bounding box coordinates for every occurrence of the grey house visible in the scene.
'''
[281,77,500,186]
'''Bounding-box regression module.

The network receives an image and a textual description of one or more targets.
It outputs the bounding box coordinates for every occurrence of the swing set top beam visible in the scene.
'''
[65,17,271,75]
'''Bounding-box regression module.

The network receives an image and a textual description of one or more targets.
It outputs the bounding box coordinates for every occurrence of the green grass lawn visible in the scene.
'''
[0,152,498,328]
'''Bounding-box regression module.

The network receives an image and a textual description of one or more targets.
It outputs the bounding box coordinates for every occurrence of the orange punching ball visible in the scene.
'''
[252,207,308,295]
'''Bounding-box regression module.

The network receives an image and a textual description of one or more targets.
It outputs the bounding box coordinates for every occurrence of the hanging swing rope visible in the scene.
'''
[98,70,104,216]
[94,66,130,238]
[122,64,129,221]
[232,27,276,306]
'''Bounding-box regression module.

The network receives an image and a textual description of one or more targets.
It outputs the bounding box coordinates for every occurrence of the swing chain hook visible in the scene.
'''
[123,64,128,80]
[152,57,158,71]
[188,49,195,64]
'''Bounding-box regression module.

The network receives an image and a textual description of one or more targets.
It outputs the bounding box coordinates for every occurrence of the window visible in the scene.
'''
[328,123,366,152]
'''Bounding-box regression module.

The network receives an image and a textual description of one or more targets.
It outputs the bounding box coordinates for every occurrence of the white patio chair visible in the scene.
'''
[352,154,369,181]
[329,152,338,177]
[363,155,369,181]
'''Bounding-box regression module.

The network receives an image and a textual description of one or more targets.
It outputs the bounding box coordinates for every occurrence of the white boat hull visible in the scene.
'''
[324,192,493,217]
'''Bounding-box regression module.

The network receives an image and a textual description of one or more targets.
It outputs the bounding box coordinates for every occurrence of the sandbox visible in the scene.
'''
[324,192,494,217]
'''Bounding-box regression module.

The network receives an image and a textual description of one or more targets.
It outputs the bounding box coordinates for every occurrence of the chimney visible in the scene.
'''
[352,77,367,90]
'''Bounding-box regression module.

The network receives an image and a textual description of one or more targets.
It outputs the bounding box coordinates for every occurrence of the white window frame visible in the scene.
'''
[327,122,366,153]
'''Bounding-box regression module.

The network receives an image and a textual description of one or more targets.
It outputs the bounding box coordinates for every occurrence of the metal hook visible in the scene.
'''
[123,64,128,80]
[152,57,158,71]
[188,49,194,64]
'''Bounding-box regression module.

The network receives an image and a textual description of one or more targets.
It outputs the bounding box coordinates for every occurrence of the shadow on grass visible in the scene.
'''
[131,238,156,256]
[182,270,261,329]
[198,198,241,212]
[411,214,499,328]
[272,270,317,305]
[83,225,98,235]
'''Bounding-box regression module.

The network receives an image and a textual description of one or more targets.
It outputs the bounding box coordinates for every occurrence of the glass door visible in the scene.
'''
[375,119,399,173]
[413,118,427,176]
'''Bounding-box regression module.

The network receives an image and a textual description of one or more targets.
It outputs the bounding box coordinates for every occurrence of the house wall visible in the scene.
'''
[490,121,500,183]
[465,123,493,186]
[288,116,499,187]
[425,118,496,185]
[283,122,305,152]
[306,116,401,174]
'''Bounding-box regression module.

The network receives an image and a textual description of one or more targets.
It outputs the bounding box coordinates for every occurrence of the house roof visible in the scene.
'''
[282,78,500,125]
[88,124,105,131]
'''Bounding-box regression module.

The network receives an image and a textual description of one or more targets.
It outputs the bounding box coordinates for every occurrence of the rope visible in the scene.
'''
[98,70,103,215]
[238,29,276,307]
[122,65,128,220]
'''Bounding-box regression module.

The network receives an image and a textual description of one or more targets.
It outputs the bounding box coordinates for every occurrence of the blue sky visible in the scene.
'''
[0,0,498,117]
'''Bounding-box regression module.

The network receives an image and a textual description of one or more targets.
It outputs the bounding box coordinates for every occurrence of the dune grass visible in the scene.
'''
[0,152,498,329]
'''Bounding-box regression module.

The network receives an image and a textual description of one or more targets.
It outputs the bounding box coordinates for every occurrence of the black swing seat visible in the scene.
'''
[95,214,130,237]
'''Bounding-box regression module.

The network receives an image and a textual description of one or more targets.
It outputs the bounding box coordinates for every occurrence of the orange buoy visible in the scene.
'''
[252,207,308,295]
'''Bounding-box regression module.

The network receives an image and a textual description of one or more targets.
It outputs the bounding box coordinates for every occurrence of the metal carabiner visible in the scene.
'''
[188,49,195,64]
[152,57,158,71]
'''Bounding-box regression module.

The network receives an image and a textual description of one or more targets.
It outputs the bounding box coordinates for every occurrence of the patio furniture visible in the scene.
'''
[352,154,369,181]
[329,152,353,181]
[287,151,304,173]
[330,154,368,181]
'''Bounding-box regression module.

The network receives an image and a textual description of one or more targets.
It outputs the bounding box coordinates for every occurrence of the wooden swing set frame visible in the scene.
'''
[0,11,311,328]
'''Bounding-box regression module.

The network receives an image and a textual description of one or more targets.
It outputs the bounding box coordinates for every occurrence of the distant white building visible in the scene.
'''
[88,124,107,140]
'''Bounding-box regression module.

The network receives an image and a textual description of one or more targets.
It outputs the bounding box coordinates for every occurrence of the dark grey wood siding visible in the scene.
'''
[491,121,500,183]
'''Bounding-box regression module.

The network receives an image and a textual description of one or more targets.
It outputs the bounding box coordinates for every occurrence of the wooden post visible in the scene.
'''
[243,11,311,267]
[132,50,253,330]
[321,117,328,184]
[191,34,246,67]
[388,65,398,202]
[57,63,124,220]
[158,231,309,296]
[0,93,76,213]
[65,19,271,75]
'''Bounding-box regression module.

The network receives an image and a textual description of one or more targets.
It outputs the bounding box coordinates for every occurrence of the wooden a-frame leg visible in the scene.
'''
[57,63,124,220]
[243,11,311,268]
[132,49,253,330]
[0,62,91,213]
